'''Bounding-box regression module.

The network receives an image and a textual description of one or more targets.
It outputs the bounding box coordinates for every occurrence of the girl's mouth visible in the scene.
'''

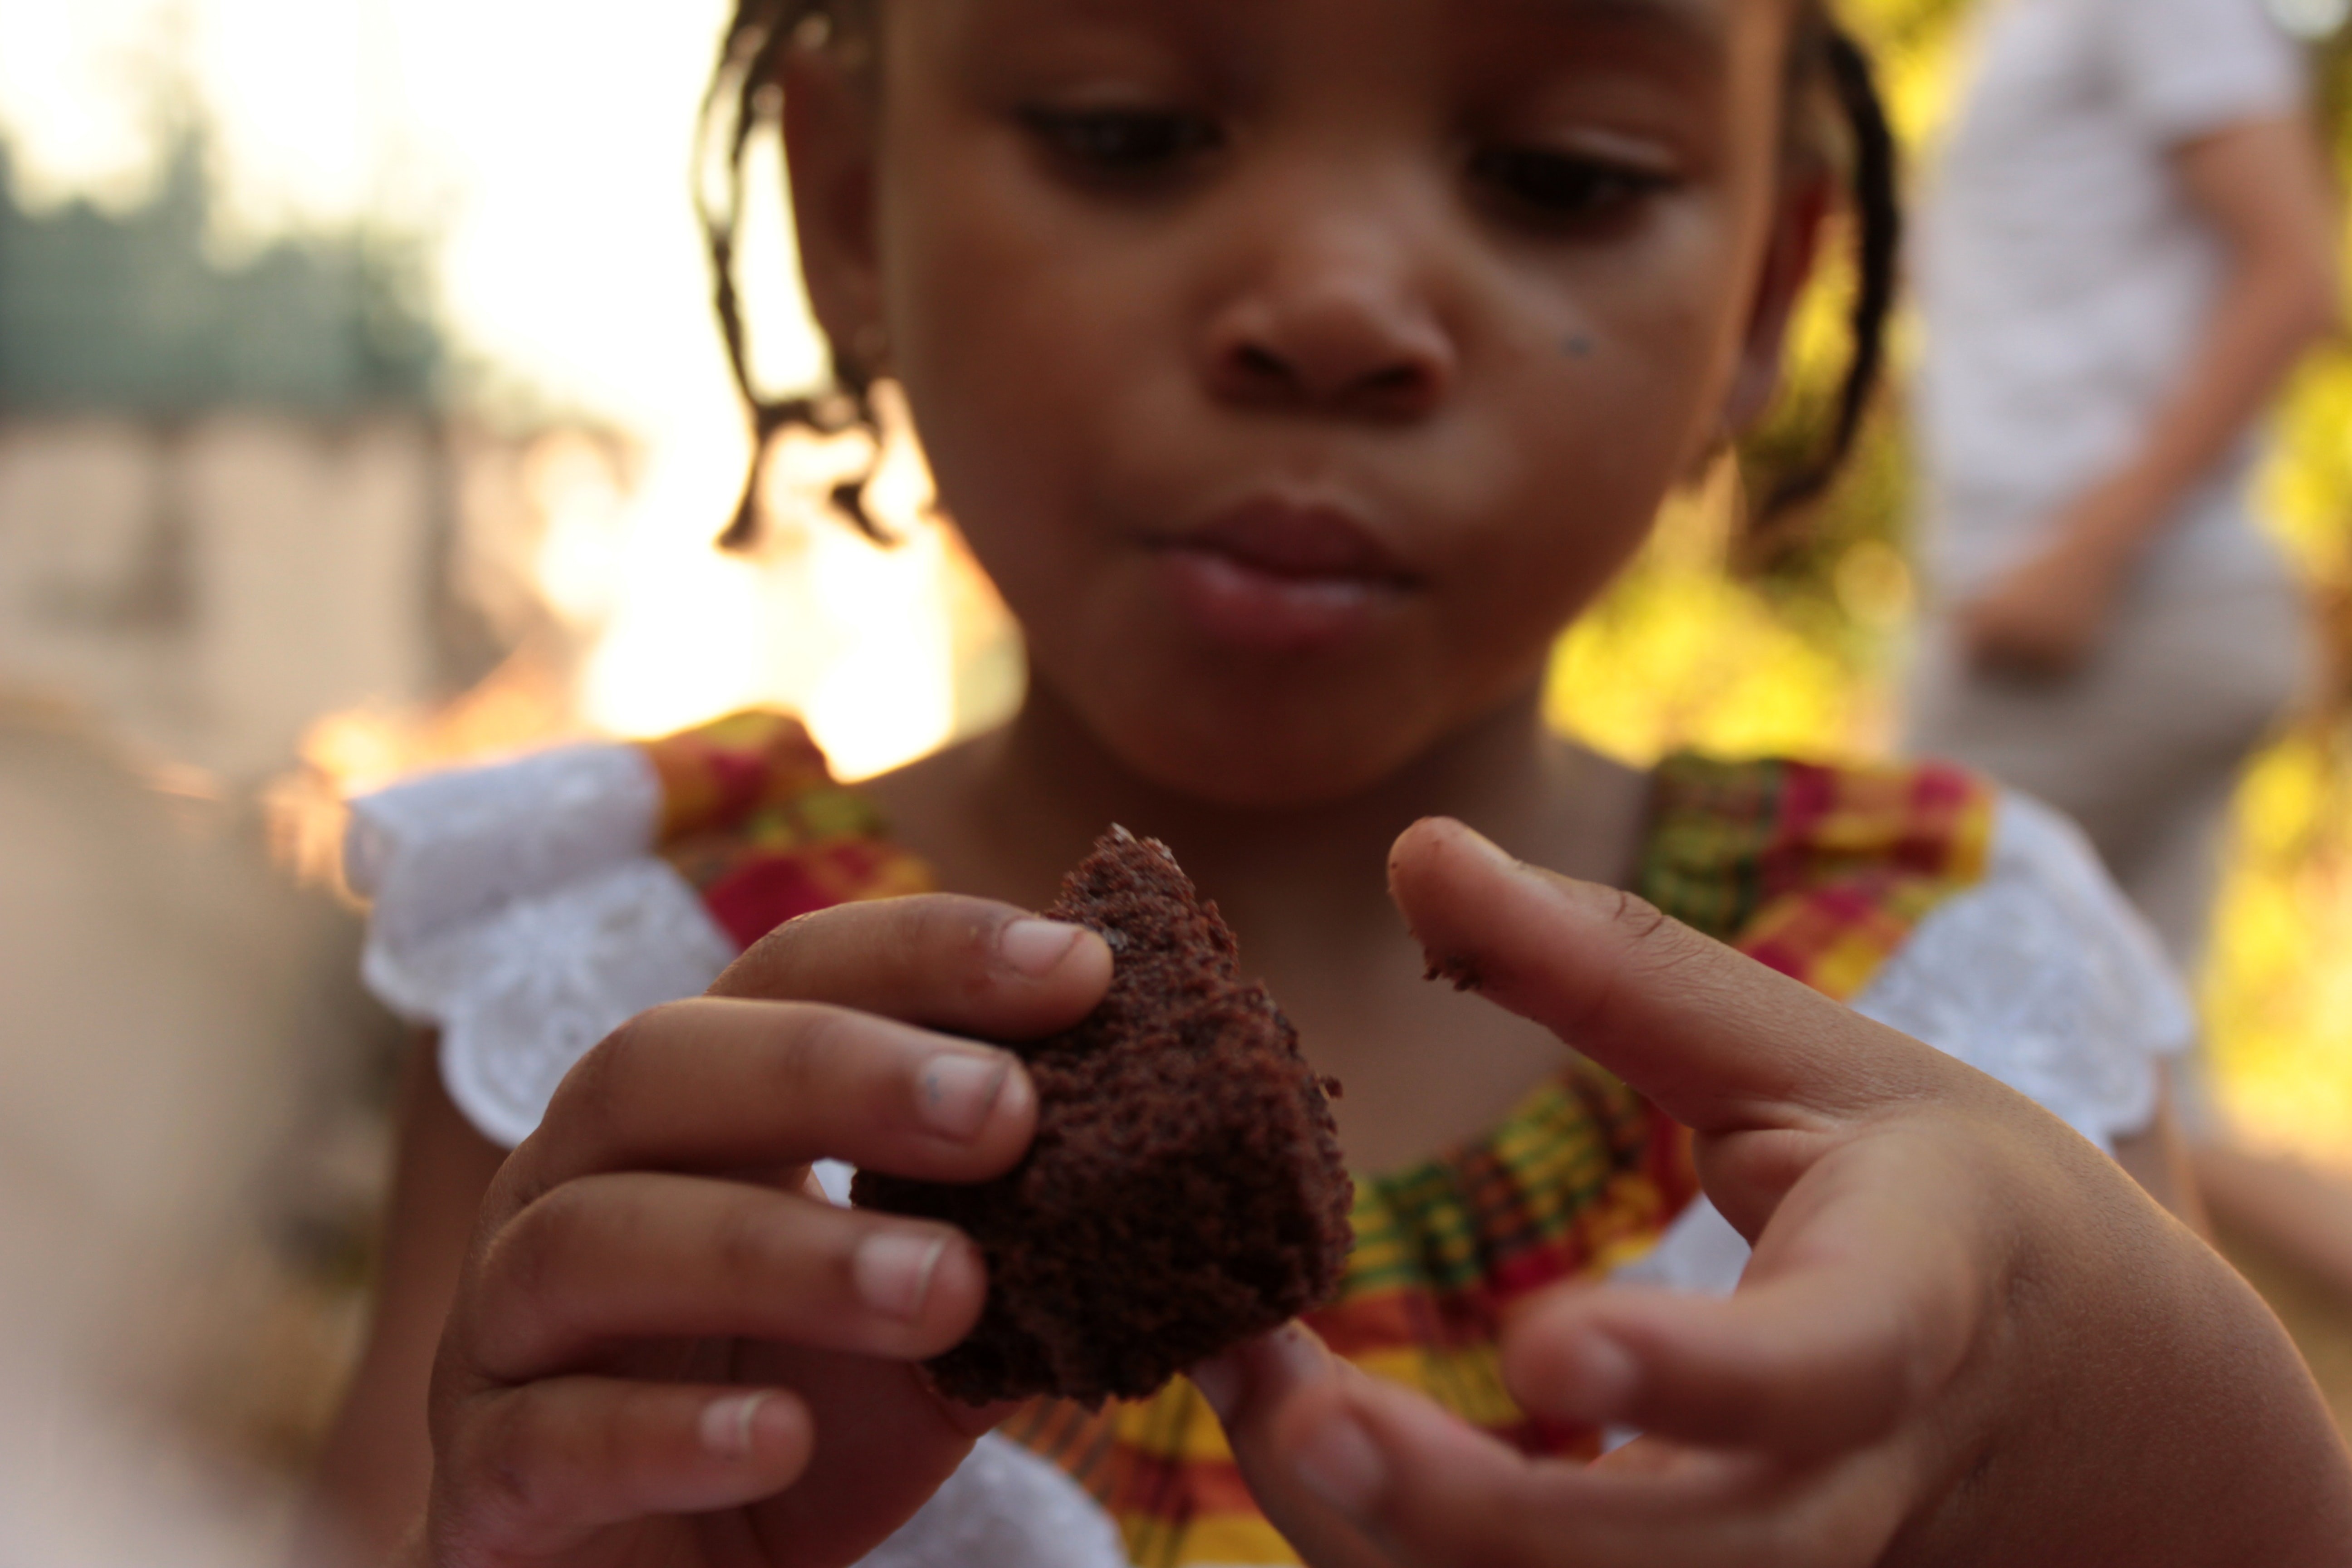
[1149,499,1418,654]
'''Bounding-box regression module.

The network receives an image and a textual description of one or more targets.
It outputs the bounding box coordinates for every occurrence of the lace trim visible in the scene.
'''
[349,743,736,1148]
[1616,788,2193,1307]
[374,858,736,1148]
[1850,789,2192,1149]
[854,1436,1130,1568]
[347,743,662,948]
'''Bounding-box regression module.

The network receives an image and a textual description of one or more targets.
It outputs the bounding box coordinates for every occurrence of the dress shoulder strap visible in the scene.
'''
[347,710,930,1148]
[641,710,934,947]
[1641,753,1997,1002]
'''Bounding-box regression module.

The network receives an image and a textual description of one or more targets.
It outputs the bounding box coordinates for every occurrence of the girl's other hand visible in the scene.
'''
[1197,819,2352,1567]
[408,898,1111,1568]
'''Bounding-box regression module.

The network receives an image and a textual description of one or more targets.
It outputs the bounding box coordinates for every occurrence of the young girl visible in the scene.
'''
[306,1,2352,1563]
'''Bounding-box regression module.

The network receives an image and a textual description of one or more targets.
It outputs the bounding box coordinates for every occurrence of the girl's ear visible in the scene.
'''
[1720,167,1835,436]
[783,41,885,372]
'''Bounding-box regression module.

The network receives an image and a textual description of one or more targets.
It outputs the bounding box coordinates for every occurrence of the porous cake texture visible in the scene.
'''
[853,828,1354,1407]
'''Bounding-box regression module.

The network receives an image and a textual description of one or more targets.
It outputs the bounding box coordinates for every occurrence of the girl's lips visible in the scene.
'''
[1148,501,1416,654]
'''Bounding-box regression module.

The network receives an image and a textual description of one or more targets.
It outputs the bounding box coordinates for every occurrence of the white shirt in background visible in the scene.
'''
[1914,0,2307,602]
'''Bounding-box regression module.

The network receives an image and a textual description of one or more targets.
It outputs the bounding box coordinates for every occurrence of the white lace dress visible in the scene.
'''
[349,745,2192,1568]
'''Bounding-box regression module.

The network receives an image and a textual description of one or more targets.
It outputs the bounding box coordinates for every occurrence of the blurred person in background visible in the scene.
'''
[1906,0,2352,1285]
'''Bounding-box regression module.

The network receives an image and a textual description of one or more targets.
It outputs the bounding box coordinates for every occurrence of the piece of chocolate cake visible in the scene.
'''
[853,828,1355,1408]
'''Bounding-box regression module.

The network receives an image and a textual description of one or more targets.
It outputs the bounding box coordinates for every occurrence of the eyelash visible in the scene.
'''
[1469,147,1673,226]
[1017,106,1224,178]
[1016,104,1672,226]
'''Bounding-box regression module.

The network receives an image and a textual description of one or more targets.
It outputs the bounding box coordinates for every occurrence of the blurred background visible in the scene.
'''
[3,0,2351,1555]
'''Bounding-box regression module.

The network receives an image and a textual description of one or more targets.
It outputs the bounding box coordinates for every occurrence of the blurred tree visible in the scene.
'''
[0,109,445,417]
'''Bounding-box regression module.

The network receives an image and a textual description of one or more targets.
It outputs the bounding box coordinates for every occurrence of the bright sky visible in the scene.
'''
[0,0,979,777]
[0,0,827,425]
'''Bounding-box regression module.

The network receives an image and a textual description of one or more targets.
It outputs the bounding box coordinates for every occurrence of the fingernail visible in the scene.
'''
[1000,918,1086,978]
[1190,1353,1242,1422]
[699,1391,771,1458]
[1566,1333,1641,1416]
[918,1053,1010,1140]
[1293,1408,1386,1515]
[1580,1335,1637,1410]
[855,1230,949,1322]
[1267,1322,1326,1388]
[1453,823,1523,875]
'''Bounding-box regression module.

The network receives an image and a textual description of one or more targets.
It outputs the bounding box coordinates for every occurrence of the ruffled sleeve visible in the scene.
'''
[1848,788,2194,1150]
[348,712,937,1151]
[347,742,739,1149]
[1615,786,2194,1303]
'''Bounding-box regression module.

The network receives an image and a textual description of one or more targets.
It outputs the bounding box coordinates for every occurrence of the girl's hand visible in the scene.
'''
[1197,819,2352,1568]
[410,897,1112,1568]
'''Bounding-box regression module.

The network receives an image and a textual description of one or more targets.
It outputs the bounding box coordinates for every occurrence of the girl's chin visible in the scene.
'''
[1078,692,1442,813]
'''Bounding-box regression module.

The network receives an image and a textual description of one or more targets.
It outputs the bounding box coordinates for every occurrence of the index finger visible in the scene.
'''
[712,894,1114,1037]
[1385,818,1959,1136]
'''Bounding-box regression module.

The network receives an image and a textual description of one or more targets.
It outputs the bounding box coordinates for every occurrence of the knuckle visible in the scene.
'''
[479,1189,589,1348]
[888,895,1007,1008]
[914,894,1003,966]
[555,1004,661,1125]
[719,894,1016,1009]
[1603,888,1723,992]
[541,1031,627,1169]
[1602,886,1677,946]
[730,907,836,995]
[770,1001,856,1093]
[453,1390,564,1536]
[706,1187,787,1287]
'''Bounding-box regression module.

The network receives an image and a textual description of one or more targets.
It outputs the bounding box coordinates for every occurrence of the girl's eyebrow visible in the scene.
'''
[1510,0,1727,64]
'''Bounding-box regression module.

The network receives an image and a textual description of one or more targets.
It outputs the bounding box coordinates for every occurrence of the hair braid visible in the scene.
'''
[701,0,886,549]
[1760,21,1902,521]
[700,4,1903,545]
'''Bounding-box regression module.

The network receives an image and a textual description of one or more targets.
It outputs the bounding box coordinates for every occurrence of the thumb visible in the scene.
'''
[1191,1329,1402,1568]
[1386,818,1954,1140]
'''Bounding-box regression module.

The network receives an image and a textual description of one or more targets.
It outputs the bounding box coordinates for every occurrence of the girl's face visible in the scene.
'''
[789,0,1817,807]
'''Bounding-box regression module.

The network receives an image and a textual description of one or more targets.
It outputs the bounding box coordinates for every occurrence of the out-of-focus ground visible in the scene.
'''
[4,0,2352,1558]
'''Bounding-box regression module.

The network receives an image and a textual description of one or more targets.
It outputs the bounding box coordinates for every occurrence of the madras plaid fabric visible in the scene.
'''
[640,710,934,946]
[1642,753,1996,1002]
[645,718,1996,1568]
[995,754,1997,1567]
[999,1068,1694,1568]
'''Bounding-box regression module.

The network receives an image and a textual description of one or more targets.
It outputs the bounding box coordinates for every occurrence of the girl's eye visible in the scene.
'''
[1018,106,1223,176]
[1470,146,1670,225]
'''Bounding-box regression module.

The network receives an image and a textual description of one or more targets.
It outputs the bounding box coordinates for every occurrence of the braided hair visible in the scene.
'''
[699,0,1901,548]
[700,0,883,546]
[1762,14,1903,520]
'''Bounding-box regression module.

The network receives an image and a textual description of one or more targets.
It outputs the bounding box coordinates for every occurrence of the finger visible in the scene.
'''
[465,1173,985,1381]
[1207,1326,1915,1567]
[1193,1328,1402,1568]
[1251,1360,1907,1568]
[740,1347,1018,1565]
[432,1379,813,1556]
[1499,1137,1984,1457]
[1385,818,1958,1135]
[504,997,1038,1199]
[712,894,1113,1037]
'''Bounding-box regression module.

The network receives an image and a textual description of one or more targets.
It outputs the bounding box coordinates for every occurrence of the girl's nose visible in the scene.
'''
[1202,250,1456,421]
